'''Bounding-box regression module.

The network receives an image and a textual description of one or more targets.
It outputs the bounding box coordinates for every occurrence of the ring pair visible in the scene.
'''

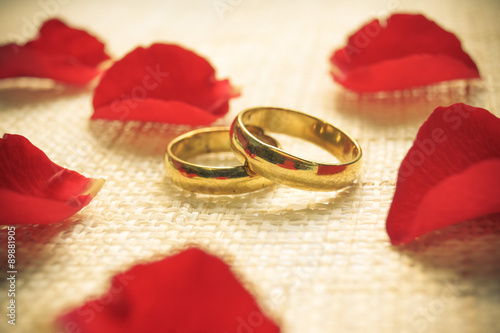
[165,107,362,194]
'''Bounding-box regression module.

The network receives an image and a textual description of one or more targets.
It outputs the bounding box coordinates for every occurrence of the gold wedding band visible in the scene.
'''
[230,107,362,191]
[165,127,279,194]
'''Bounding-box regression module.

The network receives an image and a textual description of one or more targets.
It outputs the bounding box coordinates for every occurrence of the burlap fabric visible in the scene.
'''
[0,0,499,332]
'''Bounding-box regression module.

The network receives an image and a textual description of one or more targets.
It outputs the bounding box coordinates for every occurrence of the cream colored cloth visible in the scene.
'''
[0,0,499,332]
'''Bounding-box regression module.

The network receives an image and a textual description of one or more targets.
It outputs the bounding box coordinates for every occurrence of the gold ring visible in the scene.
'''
[230,107,362,191]
[165,127,279,194]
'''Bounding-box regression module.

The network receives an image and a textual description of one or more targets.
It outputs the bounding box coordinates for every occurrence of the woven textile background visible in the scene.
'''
[1,0,500,332]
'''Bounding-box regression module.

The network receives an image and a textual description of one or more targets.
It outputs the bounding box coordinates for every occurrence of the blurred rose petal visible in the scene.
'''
[330,13,480,92]
[92,43,239,125]
[387,103,500,244]
[0,18,110,85]
[0,134,105,225]
[58,248,280,333]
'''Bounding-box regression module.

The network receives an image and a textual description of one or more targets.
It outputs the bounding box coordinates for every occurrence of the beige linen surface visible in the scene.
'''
[1,0,500,332]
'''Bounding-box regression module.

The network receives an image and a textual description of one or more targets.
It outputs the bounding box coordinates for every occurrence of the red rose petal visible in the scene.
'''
[93,99,218,125]
[92,43,239,125]
[58,248,280,333]
[0,18,109,85]
[0,134,105,225]
[386,103,500,244]
[330,13,480,92]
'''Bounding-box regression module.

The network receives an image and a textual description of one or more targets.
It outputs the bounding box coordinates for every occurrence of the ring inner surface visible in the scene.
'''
[172,127,279,164]
[171,130,229,161]
[241,108,360,164]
